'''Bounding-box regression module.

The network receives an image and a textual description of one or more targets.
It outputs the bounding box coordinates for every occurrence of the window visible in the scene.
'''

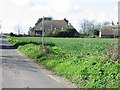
[54,28,56,30]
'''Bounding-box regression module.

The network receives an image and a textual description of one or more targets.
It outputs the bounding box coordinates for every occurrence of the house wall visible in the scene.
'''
[99,31,101,37]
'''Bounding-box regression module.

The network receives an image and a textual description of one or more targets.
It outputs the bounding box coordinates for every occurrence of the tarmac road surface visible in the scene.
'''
[0,38,76,88]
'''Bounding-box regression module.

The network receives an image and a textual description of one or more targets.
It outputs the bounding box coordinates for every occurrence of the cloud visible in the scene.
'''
[113,5,118,11]
[0,0,119,33]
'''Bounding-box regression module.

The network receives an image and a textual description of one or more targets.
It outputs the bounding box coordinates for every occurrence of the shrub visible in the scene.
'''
[45,28,79,37]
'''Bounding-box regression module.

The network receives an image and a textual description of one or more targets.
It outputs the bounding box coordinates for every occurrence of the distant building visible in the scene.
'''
[30,17,77,36]
[99,2,120,38]
[99,25,119,38]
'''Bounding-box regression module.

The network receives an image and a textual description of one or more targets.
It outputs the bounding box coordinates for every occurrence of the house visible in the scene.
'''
[31,17,77,36]
[99,2,120,38]
[99,25,120,38]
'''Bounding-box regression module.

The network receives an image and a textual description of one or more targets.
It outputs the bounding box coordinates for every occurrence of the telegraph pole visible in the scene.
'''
[118,1,120,59]
[42,16,45,48]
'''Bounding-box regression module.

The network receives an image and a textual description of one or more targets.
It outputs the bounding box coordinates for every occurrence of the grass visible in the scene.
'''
[7,36,120,88]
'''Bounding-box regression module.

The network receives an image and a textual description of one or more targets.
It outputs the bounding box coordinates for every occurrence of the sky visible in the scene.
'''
[0,0,119,34]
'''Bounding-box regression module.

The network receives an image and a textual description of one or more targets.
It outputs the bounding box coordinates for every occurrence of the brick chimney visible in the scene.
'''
[64,18,69,24]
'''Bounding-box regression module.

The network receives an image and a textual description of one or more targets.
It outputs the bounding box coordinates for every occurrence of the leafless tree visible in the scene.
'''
[0,21,1,30]
[14,24,23,35]
[79,19,103,37]
[103,21,110,26]
[79,19,95,34]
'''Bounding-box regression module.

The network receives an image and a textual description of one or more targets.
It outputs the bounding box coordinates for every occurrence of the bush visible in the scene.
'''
[45,30,53,37]
[45,28,79,37]
[10,32,16,37]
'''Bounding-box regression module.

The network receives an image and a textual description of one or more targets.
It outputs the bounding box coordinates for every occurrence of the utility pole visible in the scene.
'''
[118,1,120,59]
[0,24,1,37]
[42,16,45,48]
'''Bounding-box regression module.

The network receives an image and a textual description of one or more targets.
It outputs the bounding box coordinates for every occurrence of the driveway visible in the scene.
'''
[0,38,76,88]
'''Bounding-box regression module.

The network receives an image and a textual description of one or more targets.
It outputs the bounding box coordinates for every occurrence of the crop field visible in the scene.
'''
[7,37,120,88]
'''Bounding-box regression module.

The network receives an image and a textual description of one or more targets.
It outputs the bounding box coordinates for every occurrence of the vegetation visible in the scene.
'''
[45,28,79,37]
[7,36,120,88]
[79,19,112,38]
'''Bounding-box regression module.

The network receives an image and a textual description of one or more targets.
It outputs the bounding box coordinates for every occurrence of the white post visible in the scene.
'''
[42,16,45,48]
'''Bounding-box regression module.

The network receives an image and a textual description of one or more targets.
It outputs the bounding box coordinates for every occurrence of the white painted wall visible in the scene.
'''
[99,30,101,37]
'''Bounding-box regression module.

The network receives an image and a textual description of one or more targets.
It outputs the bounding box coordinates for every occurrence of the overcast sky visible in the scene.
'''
[0,0,119,34]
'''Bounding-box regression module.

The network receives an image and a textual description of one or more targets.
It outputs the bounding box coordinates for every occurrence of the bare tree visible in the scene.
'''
[14,24,23,35]
[0,21,1,30]
[103,21,110,26]
[0,21,2,36]
[79,19,103,37]
[79,19,95,34]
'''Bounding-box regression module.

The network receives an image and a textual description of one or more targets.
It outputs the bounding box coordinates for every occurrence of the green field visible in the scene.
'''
[7,37,120,88]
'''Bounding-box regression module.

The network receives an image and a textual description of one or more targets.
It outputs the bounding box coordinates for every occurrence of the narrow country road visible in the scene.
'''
[0,38,76,88]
